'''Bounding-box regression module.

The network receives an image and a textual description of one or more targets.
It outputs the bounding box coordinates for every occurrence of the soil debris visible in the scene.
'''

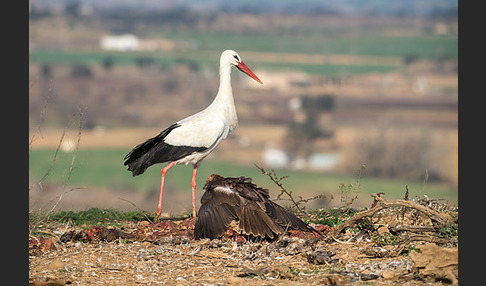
[29,236,57,256]
[410,243,458,285]
[29,195,457,285]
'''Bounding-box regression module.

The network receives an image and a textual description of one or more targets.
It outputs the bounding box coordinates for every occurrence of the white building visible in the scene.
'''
[100,34,139,52]
[262,146,289,169]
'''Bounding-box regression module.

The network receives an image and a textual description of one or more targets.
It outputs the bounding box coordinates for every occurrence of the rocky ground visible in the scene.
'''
[29,196,458,286]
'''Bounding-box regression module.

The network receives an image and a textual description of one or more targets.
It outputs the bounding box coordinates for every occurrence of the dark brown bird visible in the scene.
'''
[194,174,321,240]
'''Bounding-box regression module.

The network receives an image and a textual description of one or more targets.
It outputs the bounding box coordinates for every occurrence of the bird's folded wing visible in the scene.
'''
[164,117,226,148]
[124,123,180,162]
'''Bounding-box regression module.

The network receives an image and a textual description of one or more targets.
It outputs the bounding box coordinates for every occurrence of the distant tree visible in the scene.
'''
[346,129,443,182]
[70,64,93,78]
[176,58,200,72]
[64,1,81,17]
[300,95,334,112]
[404,54,419,65]
[284,95,335,160]
[135,57,157,70]
[40,63,53,78]
[29,6,52,19]
[101,56,115,72]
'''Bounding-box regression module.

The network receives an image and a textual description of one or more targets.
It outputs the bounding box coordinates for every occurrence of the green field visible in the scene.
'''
[28,32,457,76]
[29,148,458,208]
[163,32,457,59]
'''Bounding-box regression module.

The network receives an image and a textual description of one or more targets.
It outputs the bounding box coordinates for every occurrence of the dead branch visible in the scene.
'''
[45,106,85,220]
[404,234,456,245]
[29,127,67,192]
[29,81,53,151]
[254,164,306,215]
[118,198,154,223]
[29,106,85,235]
[389,225,439,233]
[333,193,451,237]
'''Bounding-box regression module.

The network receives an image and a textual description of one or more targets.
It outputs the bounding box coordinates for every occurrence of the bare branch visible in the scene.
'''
[29,80,53,150]
[333,193,452,238]
[254,164,306,215]
[29,125,67,192]
[118,198,154,223]
[45,106,85,220]
[30,106,86,234]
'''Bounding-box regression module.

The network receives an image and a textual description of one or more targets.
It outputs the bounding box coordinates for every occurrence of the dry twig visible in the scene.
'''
[254,164,305,214]
[255,164,326,216]
[333,193,452,237]
[29,106,86,235]
[45,106,85,220]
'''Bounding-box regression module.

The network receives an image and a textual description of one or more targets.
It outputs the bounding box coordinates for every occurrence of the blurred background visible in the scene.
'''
[29,0,458,215]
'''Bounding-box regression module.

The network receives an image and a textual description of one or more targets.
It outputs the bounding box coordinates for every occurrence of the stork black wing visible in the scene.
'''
[124,123,207,176]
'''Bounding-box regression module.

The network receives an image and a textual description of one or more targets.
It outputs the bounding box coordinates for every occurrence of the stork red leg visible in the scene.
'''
[191,165,198,218]
[155,161,177,219]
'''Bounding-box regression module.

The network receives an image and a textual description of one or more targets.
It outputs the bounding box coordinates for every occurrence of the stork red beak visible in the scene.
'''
[236,62,263,84]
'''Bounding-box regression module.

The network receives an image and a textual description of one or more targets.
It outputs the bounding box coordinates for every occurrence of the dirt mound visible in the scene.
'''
[29,195,458,285]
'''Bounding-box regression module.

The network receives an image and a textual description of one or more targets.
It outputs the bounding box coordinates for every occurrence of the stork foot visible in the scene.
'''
[153,209,162,222]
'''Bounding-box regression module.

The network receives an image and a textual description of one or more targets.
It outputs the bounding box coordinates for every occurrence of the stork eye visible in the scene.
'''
[233,55,239,61]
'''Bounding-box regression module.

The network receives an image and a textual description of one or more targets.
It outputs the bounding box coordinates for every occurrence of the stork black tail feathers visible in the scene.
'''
[124,123,209,176]
[124,156,149,177]
[124,124,180,176]
[124,133,165,176]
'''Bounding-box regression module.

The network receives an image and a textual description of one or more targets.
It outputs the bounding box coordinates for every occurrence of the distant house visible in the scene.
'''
[100,34,139,52]
[262,146,289,168]
[308,153,341,170]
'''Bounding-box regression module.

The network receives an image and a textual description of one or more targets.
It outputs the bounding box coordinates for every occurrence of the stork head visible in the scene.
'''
[221,49,263,84]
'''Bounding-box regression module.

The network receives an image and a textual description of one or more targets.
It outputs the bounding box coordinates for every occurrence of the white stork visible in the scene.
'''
[124,50,262,219]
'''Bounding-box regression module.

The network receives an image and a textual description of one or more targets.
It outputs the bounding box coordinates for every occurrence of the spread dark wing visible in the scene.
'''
[194,184,242,240]
[263,200,320,235]
[238,201,284,239]
[230,176,321,236]
[219,177,284,239]
[194,174,320,240]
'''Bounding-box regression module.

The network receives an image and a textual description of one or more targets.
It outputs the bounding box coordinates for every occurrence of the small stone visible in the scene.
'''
[382,270,395,279]
[227,276,245,284]
[139,221,150,227]
[160,212,171,219]
[306,250,336,264]
[46,259,65,270]
[377,226,389,235]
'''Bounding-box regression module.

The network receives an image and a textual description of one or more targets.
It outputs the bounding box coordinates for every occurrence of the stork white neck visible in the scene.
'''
[202,51,238,133]
[217,58,234,103]
[205,49,261,132]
